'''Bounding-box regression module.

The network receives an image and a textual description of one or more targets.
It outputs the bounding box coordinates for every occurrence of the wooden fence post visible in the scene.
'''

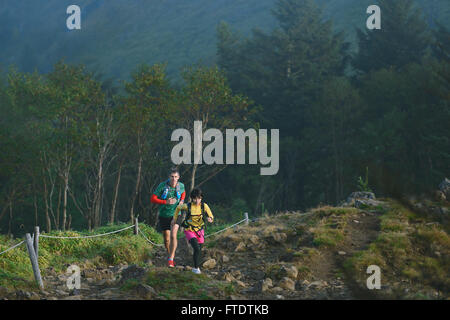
[134,217,139,235]
[25,233,44,290]
[34,226,39,259]
[244,212,249,225]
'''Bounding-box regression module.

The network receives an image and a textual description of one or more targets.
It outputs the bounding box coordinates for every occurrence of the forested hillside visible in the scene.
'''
[0,0,448,82]
[0,0,449,239]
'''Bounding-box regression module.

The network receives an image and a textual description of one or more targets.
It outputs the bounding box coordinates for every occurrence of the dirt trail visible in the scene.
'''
[3,208,384,300]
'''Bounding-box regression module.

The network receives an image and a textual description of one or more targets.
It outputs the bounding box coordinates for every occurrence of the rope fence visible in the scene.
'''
[39,224,135,239]
[0,239,25,256]
[0,212,253,290]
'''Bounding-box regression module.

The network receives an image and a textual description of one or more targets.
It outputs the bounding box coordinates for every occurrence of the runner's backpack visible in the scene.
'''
[181,202,209,234]
[160,180,181,201]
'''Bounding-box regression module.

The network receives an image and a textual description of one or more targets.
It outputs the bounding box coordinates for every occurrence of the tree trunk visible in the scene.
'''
[62,173,68,231]
[33,193,38,227]
[110,161,123,224]
[254,180,266,216]
[42,173,52,233]
[130,155,142,222]
[190,164,198,192]
[8,201,12,237]
[56,184,61,230]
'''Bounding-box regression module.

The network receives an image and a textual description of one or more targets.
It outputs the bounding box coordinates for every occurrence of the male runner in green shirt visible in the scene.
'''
[150,168,185,267]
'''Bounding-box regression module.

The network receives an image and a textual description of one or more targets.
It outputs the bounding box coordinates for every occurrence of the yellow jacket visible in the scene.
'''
[174,202,214,231]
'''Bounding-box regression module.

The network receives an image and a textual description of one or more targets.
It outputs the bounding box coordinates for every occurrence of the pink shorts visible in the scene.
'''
[184,229,205,244]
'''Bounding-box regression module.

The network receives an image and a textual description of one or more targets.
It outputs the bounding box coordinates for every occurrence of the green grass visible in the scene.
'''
[0,223,162,290]
[141,269,215,300]
[342,199,450,298]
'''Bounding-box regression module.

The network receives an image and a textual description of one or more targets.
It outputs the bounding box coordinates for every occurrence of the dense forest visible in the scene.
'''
[0,0,449,236]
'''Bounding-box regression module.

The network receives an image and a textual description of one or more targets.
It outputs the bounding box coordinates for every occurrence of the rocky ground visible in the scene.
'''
[0,206,384,300]
[1,187,448,300]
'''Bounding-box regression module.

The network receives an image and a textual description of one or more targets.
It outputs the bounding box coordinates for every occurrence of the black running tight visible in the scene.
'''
[189,238,202,268]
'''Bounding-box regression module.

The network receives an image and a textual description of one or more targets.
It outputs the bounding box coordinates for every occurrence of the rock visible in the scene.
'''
[224,234,243,249]
[253,278,273,293]
[354,199,384,208]
[342,191,376,206]
[235,242,246,252]
[223,273,236,282]
[15,290,32,299]
[248,235,259,245]
[119,265,146,284]
[308,280,328,290]
[439,178,450,199]
[262,278,273,292]
[202,259,217,269]
[272,233,287,243]
[249,269,265,281]
[62,295,82,300]
[231,270,242,279]
[235,280,247,288]
[348,191,376,201]
[338,251,347,256]
[279,265,298,280]
[434,190,446,201]
[135,284,157,298]
[278,277,296,291]
[29,292,41,300]
[275,294,285,300]
[69,289,81,296]
[39,290,51,297]
[55,289,69,296]
[222,255,230,263]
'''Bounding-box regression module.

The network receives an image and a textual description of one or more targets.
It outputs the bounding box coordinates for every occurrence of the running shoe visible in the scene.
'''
[168,259,175,268]
[192,268,201,274]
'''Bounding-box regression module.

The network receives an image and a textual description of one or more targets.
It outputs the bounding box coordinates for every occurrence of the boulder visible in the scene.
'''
[135,284,157,298]
[202,259,217,269]
[279,265,298,280]
[278,277,296,291]
[439,178,450,199]
[253,278,273,293]
[223,273,236,282]
[15,290,32,299]
[342,191,376,207]
[434,191,446,202]
[308,280,328,290]
[249,269,266,281]
[235,242,246,252]
[348,191,376,200]
[354,198,384,208]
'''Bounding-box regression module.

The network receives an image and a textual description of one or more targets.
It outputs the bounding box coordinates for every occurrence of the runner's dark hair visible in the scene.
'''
[190,188,202,199]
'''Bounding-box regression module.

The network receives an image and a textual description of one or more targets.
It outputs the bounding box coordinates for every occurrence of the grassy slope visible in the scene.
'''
[343,199,450,299]
[1,197,448,299]
[0,223,161,290]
